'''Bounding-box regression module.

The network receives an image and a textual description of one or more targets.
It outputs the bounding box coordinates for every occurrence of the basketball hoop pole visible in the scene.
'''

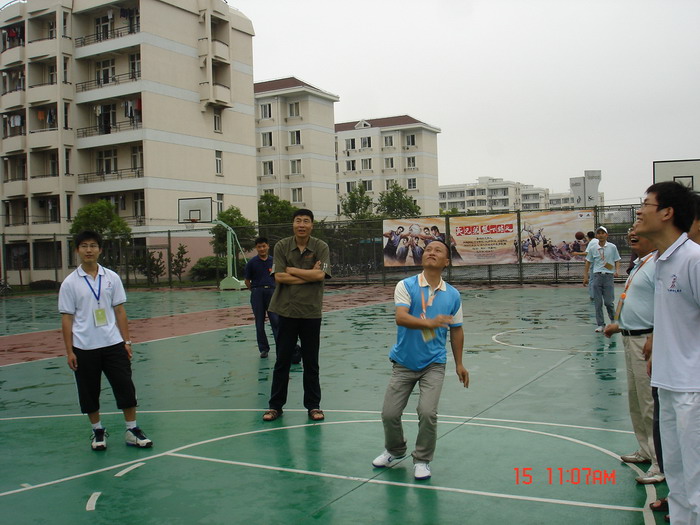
[212,220,245,290]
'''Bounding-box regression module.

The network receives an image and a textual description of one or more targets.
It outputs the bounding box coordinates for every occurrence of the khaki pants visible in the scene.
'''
[624,334,659,473]
[381,361,446,463]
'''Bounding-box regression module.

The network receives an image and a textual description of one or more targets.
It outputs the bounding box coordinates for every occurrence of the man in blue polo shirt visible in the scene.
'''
[583,226,621,332]
[372,240,468,480]
[244,237,279,358]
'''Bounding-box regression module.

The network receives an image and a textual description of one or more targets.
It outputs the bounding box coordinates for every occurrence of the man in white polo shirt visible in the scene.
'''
[583,226,621,332]
[604,228,661,483]
[635,181,700,524]
[371,240,468,480]
[59,230,152,451]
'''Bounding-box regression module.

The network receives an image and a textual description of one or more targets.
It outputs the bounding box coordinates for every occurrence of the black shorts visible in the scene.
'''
[73,342,137,414]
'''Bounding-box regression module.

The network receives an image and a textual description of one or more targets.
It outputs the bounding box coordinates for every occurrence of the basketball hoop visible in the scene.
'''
[185,218,199,230]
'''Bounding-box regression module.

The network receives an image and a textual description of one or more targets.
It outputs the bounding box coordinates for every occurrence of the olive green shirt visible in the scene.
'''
[269,236,331,319]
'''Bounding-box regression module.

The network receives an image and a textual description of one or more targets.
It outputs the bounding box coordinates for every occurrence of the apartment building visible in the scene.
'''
[439,177,549,213]
[1,0,256,282]
[254,77,339,220]
[335,115,440,217]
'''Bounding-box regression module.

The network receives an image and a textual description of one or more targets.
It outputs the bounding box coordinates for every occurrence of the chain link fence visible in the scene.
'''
[1,205,638,289]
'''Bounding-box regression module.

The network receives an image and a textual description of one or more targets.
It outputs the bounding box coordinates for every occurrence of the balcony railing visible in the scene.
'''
[74,24,140,48]
[3,174,27,182]
[28,80,57,89]
[75,70,141,92]
[32,217,60,224]
[1,85,25,95]
[78,167,143,184]
[30,172,59,179]
[77,119,141,138]
[29,127,58,134]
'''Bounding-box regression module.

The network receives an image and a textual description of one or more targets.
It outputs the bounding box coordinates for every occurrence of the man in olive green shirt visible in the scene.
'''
[263,209,331,422]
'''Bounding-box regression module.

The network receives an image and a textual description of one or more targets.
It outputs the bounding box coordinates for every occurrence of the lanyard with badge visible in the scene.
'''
[84,274,108,327]
[598,245,614,271]
[420,287,438,342]
[614,253,654,321]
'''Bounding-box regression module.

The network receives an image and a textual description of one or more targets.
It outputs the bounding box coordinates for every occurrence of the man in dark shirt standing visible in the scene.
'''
[244,237,278,359]
[263,209,331,422]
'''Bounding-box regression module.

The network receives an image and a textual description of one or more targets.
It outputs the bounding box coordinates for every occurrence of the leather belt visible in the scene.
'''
[621,328,653,336]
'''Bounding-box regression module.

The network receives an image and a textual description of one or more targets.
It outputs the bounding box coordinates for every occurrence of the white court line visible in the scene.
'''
[492,327,624,353]
[85,491,101,511]
[114,462,145,478]
[168,452,641,513]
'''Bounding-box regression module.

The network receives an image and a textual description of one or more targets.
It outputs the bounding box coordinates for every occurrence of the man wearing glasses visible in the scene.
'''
[583,226,621,332]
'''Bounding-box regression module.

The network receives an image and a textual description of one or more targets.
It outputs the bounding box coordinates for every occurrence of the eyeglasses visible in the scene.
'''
[79,244,100,249]
[639,202,661,209]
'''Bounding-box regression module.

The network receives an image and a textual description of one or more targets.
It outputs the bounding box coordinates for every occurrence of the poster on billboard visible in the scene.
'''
[382,218,447,267]
[449,214,519,266]
[519,209,594,263]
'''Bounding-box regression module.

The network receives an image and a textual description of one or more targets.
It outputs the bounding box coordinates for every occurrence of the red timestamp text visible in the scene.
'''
[514,467,616,485]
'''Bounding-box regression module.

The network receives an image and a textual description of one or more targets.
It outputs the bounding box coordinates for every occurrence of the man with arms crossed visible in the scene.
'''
[635,181,700,524]
[59,231,152,451]
[263,209,331,422]
[604,228,662,483]
[372,240,468,480]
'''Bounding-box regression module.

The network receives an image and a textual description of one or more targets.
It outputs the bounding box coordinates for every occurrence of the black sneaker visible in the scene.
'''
[91,428,107,451]
[260,351,269,358]
[125,427,153,448]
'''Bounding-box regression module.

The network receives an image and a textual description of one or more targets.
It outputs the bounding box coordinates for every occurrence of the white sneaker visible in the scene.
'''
[595,326,605,333]
[636,470,665,484]
[620,451,650,463]
[414,462,431,480]
[125,427,153,448]
[372,450,405,468]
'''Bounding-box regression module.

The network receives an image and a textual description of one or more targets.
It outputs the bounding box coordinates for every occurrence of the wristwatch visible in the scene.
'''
[125,340,132,345]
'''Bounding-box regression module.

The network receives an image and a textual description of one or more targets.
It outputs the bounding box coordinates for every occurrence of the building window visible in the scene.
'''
[213,108,222,132]
[63,102,69,129]
[261,132,272,147]
[96,59,115,85]
[384,157,394,169]
[345,160,356,171]
[215,150,223,175]
[385,179,395,190]
[48,65,57,85]
[129,53,141,79]
[263,189,274,196]
[407,156,416,168]
[131,145,143,171]
[345,138,356,150]
[48,151,58,176]
[346,181,357,193]
[360,136,372,149]
[63,56,69,83]
[291,187,303,203]
[133,191,145,217]
[407,178,417,190]
[118,194,126,211]
[260,103,272,119]
[290,159,301,174]
[383,135,394,147]
[217,193,224,214]
[97,149,117,174]
[406,134,416,146]
[362,180,373,191]
[289,130,301,146]
[262,161,274,176]
[361,158,372,170]
[288,101,300,117]
[66,194,72,220]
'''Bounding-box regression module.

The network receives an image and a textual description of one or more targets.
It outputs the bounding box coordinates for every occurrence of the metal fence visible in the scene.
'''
[0,205,638,289]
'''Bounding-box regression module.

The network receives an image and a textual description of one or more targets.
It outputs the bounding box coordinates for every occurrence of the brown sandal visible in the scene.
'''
[262,409,282,421]
[650,498,669,512]
[308,409,325,421]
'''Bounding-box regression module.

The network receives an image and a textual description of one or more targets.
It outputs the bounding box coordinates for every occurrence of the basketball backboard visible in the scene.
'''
[178,197,213,224]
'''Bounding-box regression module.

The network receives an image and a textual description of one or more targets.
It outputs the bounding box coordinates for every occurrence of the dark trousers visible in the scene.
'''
[73,342,137,414]
[652,386,664,473]
[250,287,279,353]
[269,316,322,411]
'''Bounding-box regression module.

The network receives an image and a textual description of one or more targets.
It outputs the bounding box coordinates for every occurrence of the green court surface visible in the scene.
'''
[0,286,668,524]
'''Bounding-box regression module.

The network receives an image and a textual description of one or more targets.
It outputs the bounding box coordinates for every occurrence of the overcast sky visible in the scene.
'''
[232,0,700,204]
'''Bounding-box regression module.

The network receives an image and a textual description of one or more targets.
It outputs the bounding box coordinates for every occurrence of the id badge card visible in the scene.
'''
[421,328,436,343]
[604,262,614,270]
[93,308,108,327]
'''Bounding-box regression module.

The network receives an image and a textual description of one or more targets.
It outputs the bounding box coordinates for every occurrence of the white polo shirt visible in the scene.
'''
[619,254,655,331]
[650,233,700,392]
[58,264,127,350]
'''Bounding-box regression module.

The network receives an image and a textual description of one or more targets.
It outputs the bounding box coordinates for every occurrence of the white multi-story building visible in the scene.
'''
[254,77,339,219]
[438,177,548,213]
[335,115,440,217]
[1,0,256,282]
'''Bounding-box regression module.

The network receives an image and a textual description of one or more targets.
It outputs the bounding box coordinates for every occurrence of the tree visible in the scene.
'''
[440,207,461,216]
[257,194,298,225]
[135,250,165,285]
[339,185,375,221]
[169,243,191,282]
[375,183,421,219]
[210,206,257,255]
[69,199,132,240]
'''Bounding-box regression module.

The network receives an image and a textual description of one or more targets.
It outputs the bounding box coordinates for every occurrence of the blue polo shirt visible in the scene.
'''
[244,255,275,287]
[389,273,463,371]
